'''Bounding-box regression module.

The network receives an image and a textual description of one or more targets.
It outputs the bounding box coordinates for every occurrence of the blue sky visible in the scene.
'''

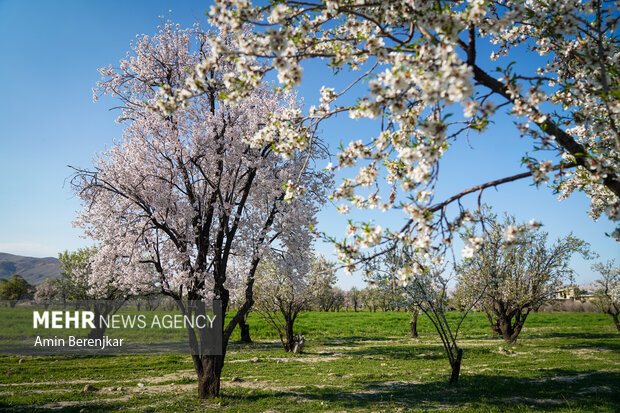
[0,0,616,288]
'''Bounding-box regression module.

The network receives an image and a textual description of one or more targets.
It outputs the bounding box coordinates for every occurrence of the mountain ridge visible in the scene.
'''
[0,252,61,285]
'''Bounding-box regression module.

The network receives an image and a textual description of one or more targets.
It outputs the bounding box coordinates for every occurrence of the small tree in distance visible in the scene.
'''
[390,249,480,384]
[0,274,31,307]
[308,256,338,311]
[34,277,59,308]
[330,287,346,312]
[346,287,361,312]
[591,260,620,332]
[253,249,314,352]
[361,285,381,313]
[365,245,481,383]
[58,247,133,340]
[457,215,591,344]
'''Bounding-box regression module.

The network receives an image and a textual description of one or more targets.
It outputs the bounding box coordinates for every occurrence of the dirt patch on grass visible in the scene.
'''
[414,352,443,358]
[0,369,196,389]
[505,396,567,406]
[364,380,422,391]
[462,367,496,374]
[19,394,134,411]
[532,372,597,383]
[229,355,343,363]
[0,378,104,387]
[123,382,196,394]
[493,346,525,356]
[321,345,359,351]
[576,385,613,394]
[142,370,195,384]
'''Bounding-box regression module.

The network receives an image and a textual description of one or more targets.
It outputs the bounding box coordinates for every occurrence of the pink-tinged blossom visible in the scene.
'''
[72,23,332,390]
[462,236,484,259]
[503,225,520,243]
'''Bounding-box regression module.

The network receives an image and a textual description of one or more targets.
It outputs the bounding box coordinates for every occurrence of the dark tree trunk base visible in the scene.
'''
[503,336,518,345]
[410,320,418,338]
[240,322,252,343]
[449,348,463,384]
[197,375,220,399]
[611,313,620,332]
[194,355,224,399]
[87,328,107,341]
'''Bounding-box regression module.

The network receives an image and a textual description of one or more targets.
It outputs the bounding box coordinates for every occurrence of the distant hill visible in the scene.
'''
[0,252,60,285]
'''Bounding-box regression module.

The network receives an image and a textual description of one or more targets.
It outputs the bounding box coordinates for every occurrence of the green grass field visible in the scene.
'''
[1,311,619,412]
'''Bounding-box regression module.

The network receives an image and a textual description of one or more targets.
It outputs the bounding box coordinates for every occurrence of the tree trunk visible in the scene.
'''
[499,315,526,344]
[449,348,463,384]
[284,316,295,352]
[485,310,501,336]
[87,327,107,341]
[87,306,107,340]
[410,311,419,338]
[612,312,620,332]
[184,297,227,399]
[240,322,252,343]
[240,313,252,343]
[194,354,224,398]
[498,316,516,344]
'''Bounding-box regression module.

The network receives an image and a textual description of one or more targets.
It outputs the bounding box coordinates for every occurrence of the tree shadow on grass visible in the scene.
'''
[0,400,131,413]
[228,336,406,351]
[227,340,283,351]
[342,344,447,361]
[314,335,406,345]
[519,332,620,351]
[232,369,620,411]
[340,342,496,361]
[4,369,618,412]
[520,332,618,341]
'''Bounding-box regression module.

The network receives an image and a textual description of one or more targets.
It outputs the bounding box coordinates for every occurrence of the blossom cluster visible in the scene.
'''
[76,21,332,301]
[156,1,619,278]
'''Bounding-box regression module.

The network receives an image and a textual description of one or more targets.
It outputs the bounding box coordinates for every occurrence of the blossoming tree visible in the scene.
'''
[253,244,314,352]
[34,277,59,308]
[591,260,620,331]
[72,22,330,398]
[456,215,591,344]
[307,255,339,311]
[57,247,136,340]
[154,0,620,267]
[365,247,479,383]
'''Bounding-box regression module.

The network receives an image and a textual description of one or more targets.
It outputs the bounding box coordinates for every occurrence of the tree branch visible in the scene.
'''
[429,163,574,213]
[471,64,620,198]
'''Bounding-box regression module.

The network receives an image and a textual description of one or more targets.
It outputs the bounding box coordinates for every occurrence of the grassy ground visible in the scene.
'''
[0,311,618,412]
